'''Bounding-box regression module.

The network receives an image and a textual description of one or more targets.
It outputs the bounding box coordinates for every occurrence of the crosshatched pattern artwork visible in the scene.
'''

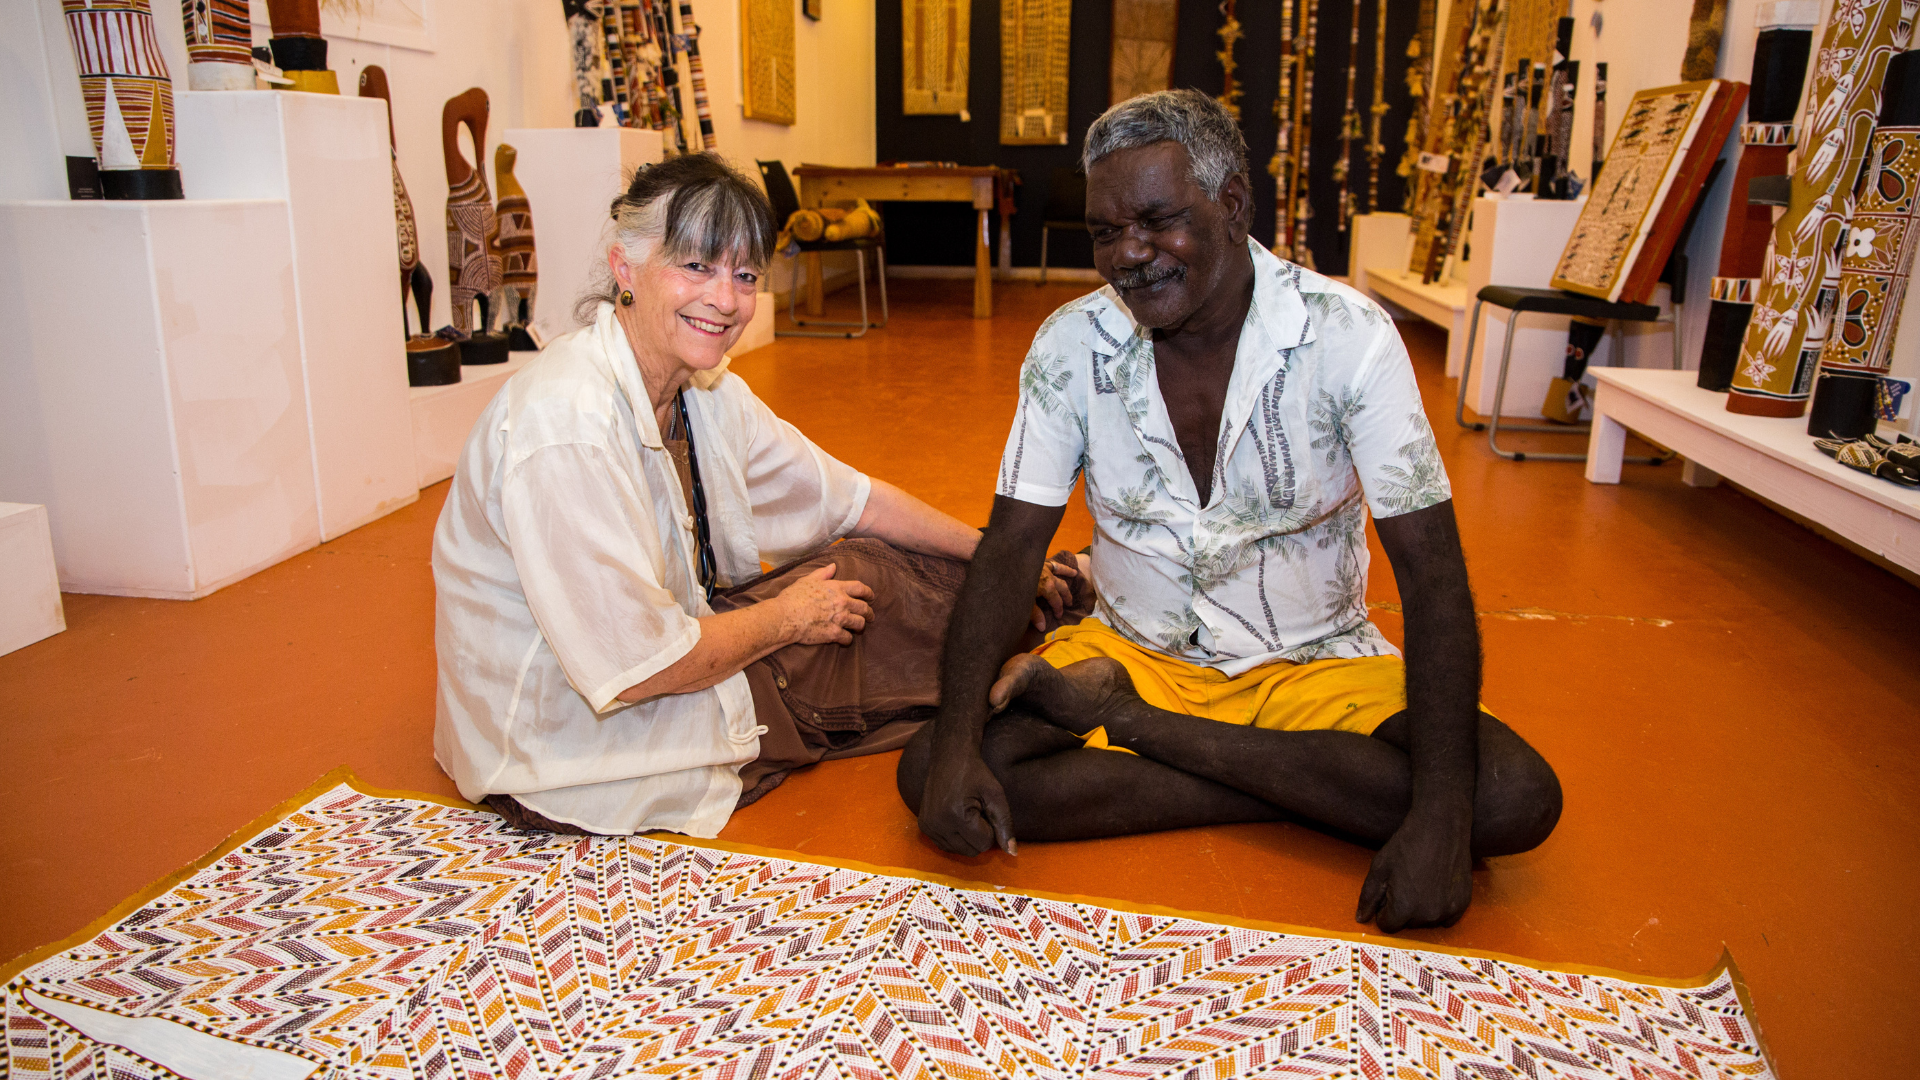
[2,782,1778,1079]
[1820,124,1920,375]
[742,0,797,125]
[1001,0,1072,145]
[902,0,970,115]
[1109,0,1177,106]
[1552,86,1708,300]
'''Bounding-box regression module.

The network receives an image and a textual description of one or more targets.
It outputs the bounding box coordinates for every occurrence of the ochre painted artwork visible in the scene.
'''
[742,0,796,125]
[1001,0,1071,145]
[1550,83,1715,302]
[902,0,970,115]
[0,780,1780,1080]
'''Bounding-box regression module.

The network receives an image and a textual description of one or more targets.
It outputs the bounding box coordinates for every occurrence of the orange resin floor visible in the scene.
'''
[3,279,1917,1077]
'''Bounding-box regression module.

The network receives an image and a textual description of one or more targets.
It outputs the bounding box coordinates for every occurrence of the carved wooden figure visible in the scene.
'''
[264,0,336,93]
[180,0,253,90]
[361,67,459,385]
[494,143,539,350]
[63,0,183,200]
[444,88,508,363]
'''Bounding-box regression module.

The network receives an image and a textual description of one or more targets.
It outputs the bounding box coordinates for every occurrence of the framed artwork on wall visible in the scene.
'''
[743,0,798,124]
[902,0,970,116]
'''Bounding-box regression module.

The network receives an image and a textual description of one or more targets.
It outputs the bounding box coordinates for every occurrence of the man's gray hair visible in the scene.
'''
[1081,89,1249,199]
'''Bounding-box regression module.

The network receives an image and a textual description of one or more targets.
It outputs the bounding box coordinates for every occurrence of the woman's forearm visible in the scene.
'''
[616,603,791,702]
[851,478,981,560]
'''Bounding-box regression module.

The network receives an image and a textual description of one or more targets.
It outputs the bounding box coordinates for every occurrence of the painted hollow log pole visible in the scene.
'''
[443,88,506,361]
[600,0,632,125]
[1809,49,1920,437]
[494,143,539,340]
[678,0,717,150]
[263,0,337,94]
[180,0,253,90]
[563,0,603,126]
[1697,4,1817,392]
[1728,0,1914,417]
[62,0,183,200]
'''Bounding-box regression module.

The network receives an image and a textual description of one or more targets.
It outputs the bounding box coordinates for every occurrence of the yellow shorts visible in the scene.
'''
[1031,619,1406,751]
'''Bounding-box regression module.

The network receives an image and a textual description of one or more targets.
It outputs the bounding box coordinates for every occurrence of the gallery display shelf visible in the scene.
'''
[409,353,539,490]
[1586,369,1920,574]
[1365,265,1470,371]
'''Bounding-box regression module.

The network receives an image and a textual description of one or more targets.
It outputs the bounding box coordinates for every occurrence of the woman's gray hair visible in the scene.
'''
[1081,89,1249,199]
[575,152,779,324]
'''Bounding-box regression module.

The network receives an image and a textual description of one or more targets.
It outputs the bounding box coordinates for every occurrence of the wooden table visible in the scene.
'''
[793,165,1000,319]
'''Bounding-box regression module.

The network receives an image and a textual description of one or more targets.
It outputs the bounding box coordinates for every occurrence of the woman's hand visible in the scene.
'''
[777,563,875,645]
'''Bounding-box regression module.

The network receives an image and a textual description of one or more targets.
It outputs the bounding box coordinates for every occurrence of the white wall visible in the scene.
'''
[3,0,877,328]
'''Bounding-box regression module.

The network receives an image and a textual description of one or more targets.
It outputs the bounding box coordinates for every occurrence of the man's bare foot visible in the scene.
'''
[988,655,1137,736]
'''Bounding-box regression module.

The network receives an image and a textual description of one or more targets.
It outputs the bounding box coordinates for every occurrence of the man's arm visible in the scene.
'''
[1359,500,1480,931]
[915,495,1066,856]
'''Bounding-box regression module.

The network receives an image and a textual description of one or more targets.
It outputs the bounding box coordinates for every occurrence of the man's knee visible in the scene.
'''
[895,723,934,815]
[1475,731,1562,856]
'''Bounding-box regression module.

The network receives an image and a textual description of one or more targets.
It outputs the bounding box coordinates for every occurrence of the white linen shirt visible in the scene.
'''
[998,239,1450,675]
[433,302,870,837]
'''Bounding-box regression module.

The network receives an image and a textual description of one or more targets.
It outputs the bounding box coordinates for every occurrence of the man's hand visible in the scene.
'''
[1355,805,1473,932]
[1030,550,1096,633]
[917,749,1017,856]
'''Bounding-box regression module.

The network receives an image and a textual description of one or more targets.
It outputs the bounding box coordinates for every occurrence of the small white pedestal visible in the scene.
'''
[0,200,322,599]
[501,127,663,347]
[176,90,419,540]
[1585,369,1920,574]
[1366,267,1470,374]
[1348,213,1410,305]
[0,503,65,656]
[410,354,537,489]
[1461,196,1589,420]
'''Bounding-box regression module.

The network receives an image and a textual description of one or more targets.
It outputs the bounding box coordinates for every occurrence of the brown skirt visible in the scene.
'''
[490,537,965,834]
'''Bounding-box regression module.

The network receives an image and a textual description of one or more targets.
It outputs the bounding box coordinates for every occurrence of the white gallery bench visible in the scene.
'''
[1584,368,1920,574]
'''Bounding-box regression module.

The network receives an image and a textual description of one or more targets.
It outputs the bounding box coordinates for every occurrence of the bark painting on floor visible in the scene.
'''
[0,781,1779,1080]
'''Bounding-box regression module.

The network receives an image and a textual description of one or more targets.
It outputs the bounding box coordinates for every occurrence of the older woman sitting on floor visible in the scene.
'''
[433,154,1070,837]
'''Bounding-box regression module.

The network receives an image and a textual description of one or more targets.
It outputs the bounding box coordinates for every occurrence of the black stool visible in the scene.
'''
[758,159,889,339]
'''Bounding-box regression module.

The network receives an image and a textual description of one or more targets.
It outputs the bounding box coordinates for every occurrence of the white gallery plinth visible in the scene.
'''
[411,354,538,489]
[175,90,418,540]
[0,200,322,599]
[502,126,661,347]
[0,503,65,657]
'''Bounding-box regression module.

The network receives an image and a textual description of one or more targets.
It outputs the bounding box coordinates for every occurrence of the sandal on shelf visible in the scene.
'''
[1863,433,1920,471]
[1815,437,1920,486]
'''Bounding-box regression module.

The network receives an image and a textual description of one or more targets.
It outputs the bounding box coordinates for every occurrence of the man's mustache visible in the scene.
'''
[1111,263,1185,291]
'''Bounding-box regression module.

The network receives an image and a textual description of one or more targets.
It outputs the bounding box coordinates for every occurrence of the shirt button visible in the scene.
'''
[683,514,695,530]
[775,674,788,690]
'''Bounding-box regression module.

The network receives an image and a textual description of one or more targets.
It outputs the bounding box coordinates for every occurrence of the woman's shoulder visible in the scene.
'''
[499,326,634,447]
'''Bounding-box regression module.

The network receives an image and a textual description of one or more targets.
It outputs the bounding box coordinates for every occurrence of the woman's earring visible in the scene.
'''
[619,289,634,307]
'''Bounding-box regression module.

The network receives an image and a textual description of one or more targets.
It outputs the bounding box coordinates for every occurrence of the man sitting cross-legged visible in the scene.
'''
[897,90,1562,933]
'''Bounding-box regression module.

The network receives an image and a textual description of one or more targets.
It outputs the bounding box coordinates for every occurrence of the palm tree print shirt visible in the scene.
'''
[997,239,1450,675]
